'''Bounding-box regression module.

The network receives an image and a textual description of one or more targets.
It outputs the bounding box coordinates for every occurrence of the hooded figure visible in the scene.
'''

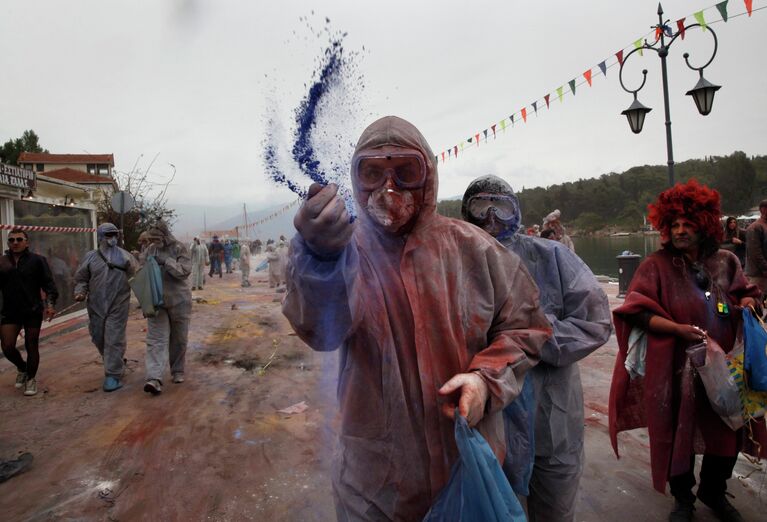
[240,241,252,287]
[265,244,282,288]
[74,223,138,391]
[542,209,575,252]
[283,116,550,521]
[140,221,192,394]
[190,237,208,290]
[277,239,289,285]
[223,240,234,273]
[462,175,612,521]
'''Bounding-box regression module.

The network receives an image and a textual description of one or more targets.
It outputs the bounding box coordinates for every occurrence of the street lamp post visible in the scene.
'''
[619,3,721,186]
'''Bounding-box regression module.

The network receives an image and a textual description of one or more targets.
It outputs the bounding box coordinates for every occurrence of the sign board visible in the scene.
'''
[0,163,36,191]
[110,191,135,214]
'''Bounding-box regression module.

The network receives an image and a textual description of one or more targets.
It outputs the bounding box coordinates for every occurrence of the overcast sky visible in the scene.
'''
[2,0,765,209]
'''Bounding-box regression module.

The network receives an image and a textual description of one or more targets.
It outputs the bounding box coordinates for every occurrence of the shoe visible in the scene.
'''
[23,379,37,396]
[697,491,743,522]
[669,498,695,522]
[14,371,27,389]
[172,373,184,384]
[143,379,162,395]
[103,376,123,392]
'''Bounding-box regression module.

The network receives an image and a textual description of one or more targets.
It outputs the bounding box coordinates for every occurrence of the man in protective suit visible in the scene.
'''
[141,222,192,395]
[283,116,550,521]
[190,237,208,290]
[462,175,612,522]
[239,241,252,287]
[74,223,138,392]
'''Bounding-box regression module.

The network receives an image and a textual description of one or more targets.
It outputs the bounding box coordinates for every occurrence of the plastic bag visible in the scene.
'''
[687,339,744,431]
[726,338,767,419]
[129,256,164,318]
[743,307,767,391]
[423,411,526,522]
[502,376,535,496]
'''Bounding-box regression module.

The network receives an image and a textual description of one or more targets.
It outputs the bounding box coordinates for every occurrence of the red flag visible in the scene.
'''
[544,94,550,108]
[745,0,753,16]
[475,133,480,147]
[583,69,592,86]
[454,145,458,158]
[615,50,624,66]
[654,27,662,41]
[491,124,497,138]
[521,108,527,122]
[677,18,686,39]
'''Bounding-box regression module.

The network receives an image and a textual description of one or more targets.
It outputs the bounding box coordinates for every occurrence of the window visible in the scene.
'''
[36,163,44,172]
[87,164,96,174]
[97,164,109,176]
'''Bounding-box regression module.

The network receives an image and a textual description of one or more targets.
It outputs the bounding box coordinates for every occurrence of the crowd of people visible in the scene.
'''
[2,115,766,521]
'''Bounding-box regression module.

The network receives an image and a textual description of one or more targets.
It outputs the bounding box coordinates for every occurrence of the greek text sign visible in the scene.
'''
[0,163,36,190]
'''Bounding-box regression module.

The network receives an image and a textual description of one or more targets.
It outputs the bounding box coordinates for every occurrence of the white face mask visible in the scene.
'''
[106,237,118,247]
[366,186,418,234]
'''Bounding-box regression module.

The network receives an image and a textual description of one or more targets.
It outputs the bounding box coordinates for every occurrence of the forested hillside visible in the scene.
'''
[438,151,767,232]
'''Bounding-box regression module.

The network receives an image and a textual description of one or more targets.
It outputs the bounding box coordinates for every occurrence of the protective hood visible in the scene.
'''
[146,220,177,246]
[97,222,122,264]
[461,175,521,236]
[351,116,437,233]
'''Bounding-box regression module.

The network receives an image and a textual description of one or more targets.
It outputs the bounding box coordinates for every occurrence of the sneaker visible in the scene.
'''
[14,371,27,389]
[172,373,184,384]
[669,498,695,522]
[23,378,37,396]
[696,491,743,522]
[103,376,123,392]
[143,379,162,395]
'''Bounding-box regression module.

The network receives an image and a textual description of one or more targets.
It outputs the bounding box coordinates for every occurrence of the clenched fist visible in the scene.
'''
[294,183,353,259]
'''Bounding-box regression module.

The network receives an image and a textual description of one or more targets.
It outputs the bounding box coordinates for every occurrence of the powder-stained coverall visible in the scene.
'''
[265,245,282,288]
[240,243,251,286]
[74,223,138,378]
[190,239,208,289]
[462,176,612,522]
[283,116,551,521]
[142,223,192,382]
[277,240,289,284]
[223,241,234,273]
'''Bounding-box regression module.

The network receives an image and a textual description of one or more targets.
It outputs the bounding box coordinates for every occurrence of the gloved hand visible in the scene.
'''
[294,183,353,259]
[146,244,167,265]
[74,293,86,302]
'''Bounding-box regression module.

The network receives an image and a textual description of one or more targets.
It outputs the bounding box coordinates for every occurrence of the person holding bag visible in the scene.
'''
[609,180,767,522]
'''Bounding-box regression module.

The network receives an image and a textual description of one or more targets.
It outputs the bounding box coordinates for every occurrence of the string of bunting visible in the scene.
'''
[0,223,97,233]
[434,0,761,165]
[236,198,302,232]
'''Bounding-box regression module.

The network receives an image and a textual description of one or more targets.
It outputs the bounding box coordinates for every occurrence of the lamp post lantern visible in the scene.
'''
[618,3,721,186]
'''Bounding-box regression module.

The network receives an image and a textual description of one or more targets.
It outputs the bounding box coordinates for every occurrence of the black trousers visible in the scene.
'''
[669,454,738,502]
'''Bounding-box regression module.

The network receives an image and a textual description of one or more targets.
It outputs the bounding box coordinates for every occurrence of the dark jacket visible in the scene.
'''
[0,248,59,315]
[745,219,767,277]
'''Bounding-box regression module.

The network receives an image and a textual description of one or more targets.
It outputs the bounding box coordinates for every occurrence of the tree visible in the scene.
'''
[0,130,49,165]
[96,156,177,251]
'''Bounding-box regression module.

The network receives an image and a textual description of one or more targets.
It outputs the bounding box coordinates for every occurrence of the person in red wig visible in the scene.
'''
[609,179,766,522]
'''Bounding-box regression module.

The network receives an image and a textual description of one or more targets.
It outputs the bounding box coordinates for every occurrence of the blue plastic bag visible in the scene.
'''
[423,411,526,522]
[146,256,165,308]
[743,308,767,391]
[502,377,536,496]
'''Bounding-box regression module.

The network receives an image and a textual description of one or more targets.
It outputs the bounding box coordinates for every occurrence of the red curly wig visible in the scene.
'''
[647,179,723,244]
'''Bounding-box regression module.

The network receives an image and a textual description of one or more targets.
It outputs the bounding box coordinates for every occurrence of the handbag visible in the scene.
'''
[687,339,744,431]
[423,411,525,522]
[742,307,767,391]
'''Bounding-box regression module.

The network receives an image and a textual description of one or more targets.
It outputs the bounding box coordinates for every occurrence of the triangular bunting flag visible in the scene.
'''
[500,119,507,132]
[441,152,445,163]
[598,61,607,76]
[677,18,686,39]
[521,108,527,122]
[584,69,592,86]
[483,129,488,141]
[615,50,624,66]
[716,1,729,22]
[634,39,644,56]
[454,145,458,157]
[491,124,497,138]
[532,102,538,114]
[544,94,550,108]
[475,133,480,146]
[745,0,753,17]
[654,27,662,42]
[447,149,451,158]
[461,142,465,151]
[693,11,707,30]
[556,86,564,102]
[467,137,473,143]
[568,80,576,95]
[511,114,515,125]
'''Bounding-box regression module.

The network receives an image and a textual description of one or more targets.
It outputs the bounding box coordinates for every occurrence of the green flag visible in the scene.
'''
[568,80,576,95]
[556,86,564,102]
[716,1,729,22]
[634,38,643,56]
[694,10,707,30]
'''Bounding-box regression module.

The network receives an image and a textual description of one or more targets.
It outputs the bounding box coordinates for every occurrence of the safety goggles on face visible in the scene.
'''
[468,195,517,221]
[8,237,25,243]
[354,153,427,191]
[104,232,119,238]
